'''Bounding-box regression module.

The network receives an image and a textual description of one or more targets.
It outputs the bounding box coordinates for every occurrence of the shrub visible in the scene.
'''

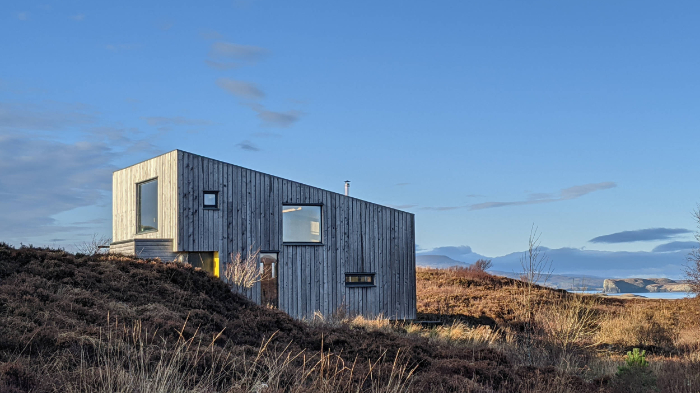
[224,247,261,292]
[614,348,657,393]
[537,293,601,351]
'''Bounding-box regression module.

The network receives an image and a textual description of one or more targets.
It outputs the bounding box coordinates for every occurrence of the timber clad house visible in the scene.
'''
[110,150,417,320]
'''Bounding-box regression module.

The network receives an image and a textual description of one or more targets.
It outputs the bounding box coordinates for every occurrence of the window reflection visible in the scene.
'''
[282,205,321,243]
[137,179,158,233]
[204,192,217,207]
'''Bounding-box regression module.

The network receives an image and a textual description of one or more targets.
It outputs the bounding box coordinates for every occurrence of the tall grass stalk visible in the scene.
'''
[49,315,415,393]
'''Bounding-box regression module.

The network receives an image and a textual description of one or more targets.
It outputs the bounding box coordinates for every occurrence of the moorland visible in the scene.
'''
[0,243,699,392]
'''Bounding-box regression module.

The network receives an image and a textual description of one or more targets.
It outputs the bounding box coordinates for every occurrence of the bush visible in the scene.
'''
[614,348,657,393]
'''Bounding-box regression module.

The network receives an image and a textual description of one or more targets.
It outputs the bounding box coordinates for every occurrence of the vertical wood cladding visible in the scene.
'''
[112,151,179,246]
[113,150,415,320]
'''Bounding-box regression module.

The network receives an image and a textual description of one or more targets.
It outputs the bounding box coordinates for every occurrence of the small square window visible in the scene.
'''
[203,191,218,208]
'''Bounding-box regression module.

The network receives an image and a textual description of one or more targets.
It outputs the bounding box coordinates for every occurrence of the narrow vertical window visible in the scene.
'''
[137,179,158,233]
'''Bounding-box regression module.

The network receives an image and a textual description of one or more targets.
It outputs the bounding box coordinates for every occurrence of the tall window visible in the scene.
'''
[137,179,158,233]
[282,205,321,243]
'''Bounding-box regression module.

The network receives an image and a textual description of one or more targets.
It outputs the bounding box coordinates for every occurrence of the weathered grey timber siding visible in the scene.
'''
[175,151,415,320]
[112,151,179,246]
[110,239,178,260]
[111,150,416,320]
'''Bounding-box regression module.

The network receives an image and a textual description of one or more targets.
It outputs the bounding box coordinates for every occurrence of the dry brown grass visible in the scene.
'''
[45,317,417,393]
[415,265,700,392]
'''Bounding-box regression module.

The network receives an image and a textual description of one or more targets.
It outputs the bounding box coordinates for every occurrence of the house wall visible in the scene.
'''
[110,239,178,260]
[112,151,179,246]
[176,151,416,320]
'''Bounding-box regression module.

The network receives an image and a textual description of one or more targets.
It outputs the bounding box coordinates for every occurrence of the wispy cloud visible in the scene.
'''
[205,60,241,70]
[0,100,164,242]
[209,42,268,63]
[391,204,417,209]
[216,78,265,100]
[0,101,96,131]
[236,140,260,151]
[70,14,85,21]
[16,12,28,21]
[396,182,410,186]
[0,134,116,238]
[141,116,212,127]
[589,228,692,244]
[469,182,616,211]
[652,241,697,253]
[245,103,302,128]
[421,206,464,211]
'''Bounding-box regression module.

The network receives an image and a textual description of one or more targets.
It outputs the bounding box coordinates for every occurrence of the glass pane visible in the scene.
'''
[204,193,216,206]
[260,253,278,308]
[186,252,219,277]
[282,205,321,243]
[137,180,158,233]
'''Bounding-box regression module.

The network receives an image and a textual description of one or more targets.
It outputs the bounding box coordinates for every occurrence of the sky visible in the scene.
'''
[2,1,700,277]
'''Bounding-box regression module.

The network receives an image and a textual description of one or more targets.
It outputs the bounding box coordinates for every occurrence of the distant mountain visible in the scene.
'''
[415,254,607,290]
[489,247,688,279]
[417,245,689,280]
[490,271,606,291]
[415,255,468,269]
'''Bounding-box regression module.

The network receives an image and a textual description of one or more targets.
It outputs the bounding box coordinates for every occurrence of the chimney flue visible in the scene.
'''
[344,180,350,196]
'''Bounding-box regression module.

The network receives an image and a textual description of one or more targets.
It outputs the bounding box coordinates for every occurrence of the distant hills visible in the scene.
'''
[416,244,691,280]
[415,254,606,290]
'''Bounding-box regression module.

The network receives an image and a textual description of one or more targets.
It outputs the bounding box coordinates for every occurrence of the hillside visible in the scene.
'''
[0,243,602,393]
[416,255,607,290]
[603,278,691,293]
[415,265,700,392]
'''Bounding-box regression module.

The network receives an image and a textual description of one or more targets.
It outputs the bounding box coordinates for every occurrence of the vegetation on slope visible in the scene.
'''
[0,243,603,393]
[415,266,700,392]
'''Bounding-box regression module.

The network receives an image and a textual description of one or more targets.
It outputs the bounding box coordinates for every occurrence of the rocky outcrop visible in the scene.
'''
[603,278,691,293]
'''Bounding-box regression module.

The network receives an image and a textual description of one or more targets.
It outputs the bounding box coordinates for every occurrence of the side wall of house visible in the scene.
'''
[177,151,416,320]
[112,151,179,247]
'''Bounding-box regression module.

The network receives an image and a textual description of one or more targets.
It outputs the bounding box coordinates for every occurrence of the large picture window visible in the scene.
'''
[137,179,158,233]
[282,205,321,243]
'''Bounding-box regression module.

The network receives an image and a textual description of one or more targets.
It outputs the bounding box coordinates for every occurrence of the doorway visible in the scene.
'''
[259,252,278,308]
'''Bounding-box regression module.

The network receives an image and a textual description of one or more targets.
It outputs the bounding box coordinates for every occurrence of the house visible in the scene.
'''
[110,150,416,320]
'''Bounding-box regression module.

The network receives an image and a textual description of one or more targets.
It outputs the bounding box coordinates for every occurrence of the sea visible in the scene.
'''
[570,290,696,299]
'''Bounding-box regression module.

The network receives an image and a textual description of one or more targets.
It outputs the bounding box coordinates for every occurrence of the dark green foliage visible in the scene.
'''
[614,348,657,393]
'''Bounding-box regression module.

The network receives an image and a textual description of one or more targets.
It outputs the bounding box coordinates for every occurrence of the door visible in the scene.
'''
[259,252,278,308]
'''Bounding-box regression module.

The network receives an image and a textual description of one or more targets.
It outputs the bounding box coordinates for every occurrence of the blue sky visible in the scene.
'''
[2,1,699,276]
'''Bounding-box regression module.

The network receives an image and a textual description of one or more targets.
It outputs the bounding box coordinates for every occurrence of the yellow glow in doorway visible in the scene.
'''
[214,251,219,277]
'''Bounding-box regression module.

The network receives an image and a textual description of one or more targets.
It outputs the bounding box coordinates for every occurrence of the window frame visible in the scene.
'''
[203,191,219,210]
[136,177,158,234]
[344,272,376,288]
[282,203,324,245]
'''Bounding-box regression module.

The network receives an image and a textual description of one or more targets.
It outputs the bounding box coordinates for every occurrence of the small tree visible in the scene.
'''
[519,225,553,365]
[75,234,111,256]
[472,258,493,273]
[686,206,700,295]
[224,247,261,294]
